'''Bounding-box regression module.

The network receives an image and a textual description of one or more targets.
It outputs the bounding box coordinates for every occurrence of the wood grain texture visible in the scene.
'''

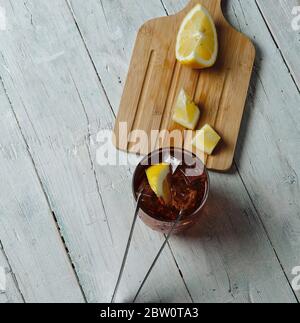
[0,81,84,302]
[114,0,255,171]
[256,0,300,89]
[68,0,298,302]
[0,0,192,302]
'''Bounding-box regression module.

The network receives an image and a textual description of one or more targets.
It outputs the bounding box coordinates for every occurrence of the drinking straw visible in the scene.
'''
[111,188,184,303]
[132,210,184,303]
[111,192,143,303]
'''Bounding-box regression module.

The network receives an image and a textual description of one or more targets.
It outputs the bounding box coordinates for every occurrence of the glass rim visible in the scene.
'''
[132,147,210,223]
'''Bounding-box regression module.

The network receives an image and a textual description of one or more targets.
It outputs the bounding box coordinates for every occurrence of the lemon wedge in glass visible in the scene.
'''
[176,4,218,69]
[146,163,171,203]
[172,89,200,130]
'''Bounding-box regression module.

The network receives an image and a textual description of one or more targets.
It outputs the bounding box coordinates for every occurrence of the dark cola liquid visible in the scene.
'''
[136,163,208,222]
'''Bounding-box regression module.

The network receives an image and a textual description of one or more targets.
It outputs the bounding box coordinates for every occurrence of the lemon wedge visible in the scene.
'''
[172,89,200,130]
[192,124,221,155]
[176,4,218,69]
[146,163,171,203]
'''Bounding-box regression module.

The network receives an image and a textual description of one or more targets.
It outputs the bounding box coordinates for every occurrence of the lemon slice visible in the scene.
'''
[176,4,218,69]
[192,124,221,155]
[146,163,171,203]
[172,89,200,130]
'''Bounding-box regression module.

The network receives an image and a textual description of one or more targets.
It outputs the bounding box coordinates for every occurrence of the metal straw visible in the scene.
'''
[111,188,185,303]
[111,192,143,303]
[132,210,184,303]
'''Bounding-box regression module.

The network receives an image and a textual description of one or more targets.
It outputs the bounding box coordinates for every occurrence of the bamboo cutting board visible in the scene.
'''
[114,0,255,171]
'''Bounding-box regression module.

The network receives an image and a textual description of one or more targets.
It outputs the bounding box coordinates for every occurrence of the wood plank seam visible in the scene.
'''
[66,0,117,117]
[160,0,169,16]
[0,240,25,302]
[50,212,88,303]
[0,75,87,302]
[234,162,299,303]
[254,0,300,94]
[166,240,195,303]
[67,15,136,244]
[65,0,194,301]
[68,68,114,243]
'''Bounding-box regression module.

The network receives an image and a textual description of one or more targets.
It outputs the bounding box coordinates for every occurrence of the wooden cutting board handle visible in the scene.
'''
[175,0,231,31]
[178,0,222,18]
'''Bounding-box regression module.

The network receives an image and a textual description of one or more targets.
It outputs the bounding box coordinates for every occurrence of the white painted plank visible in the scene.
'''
[0,0,191,302]
[0,84,84,302]
[69,0,298,302]
[0,244,23,303]
[256,0,300,88]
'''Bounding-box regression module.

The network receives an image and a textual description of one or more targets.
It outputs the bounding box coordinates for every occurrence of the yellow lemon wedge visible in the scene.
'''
[172,89,200,130]
[192,124,221,155]
[176,4,218,69]
[146,163,171,203]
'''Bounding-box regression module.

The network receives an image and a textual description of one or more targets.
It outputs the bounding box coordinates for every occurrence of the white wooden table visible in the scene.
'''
[0,0,299,303]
